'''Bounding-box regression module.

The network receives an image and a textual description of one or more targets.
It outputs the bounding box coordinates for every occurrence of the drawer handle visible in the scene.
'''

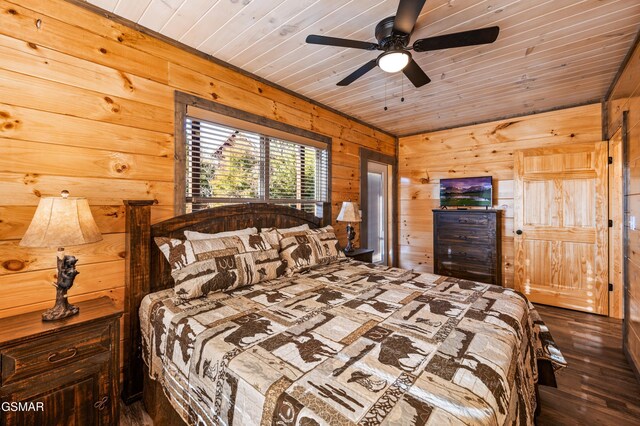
[94,396,109,411]
[47,347,78,363]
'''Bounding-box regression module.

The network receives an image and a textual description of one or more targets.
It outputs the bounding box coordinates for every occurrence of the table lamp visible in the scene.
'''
[20,190,102,321]
[336,201,362,253]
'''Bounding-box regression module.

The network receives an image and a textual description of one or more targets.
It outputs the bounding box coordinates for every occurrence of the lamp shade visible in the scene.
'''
[20,191,102,248]
[336,201,362,223]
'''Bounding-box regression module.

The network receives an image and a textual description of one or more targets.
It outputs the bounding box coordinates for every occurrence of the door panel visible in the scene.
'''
[563,179,596,226]
[523,180,558,226]
[514,141,608,314]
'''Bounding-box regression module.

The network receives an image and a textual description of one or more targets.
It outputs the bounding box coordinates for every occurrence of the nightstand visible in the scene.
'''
[344,248,375,263]
[0,297,122,426]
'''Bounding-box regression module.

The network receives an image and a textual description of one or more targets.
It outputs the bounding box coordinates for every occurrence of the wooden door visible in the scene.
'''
[609,129,624,319]
[514,142,608,314]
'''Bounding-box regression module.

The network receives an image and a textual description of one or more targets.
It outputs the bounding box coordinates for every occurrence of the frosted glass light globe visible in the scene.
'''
[378,51,411,73]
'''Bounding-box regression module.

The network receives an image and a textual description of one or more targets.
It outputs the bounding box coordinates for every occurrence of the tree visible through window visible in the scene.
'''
[185,118,328,214]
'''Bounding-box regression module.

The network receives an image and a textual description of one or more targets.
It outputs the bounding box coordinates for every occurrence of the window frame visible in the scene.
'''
[175,92,332,218]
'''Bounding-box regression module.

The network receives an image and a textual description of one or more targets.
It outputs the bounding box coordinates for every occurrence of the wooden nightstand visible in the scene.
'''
[344,248,375,263]
[0,297,122,426]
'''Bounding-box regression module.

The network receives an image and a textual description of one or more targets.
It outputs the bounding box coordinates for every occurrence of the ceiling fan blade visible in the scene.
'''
[403,59,431,87]
[413,26,500,52]
[393,0,427,35]
[337,60,378,86]
[306,35,378,50]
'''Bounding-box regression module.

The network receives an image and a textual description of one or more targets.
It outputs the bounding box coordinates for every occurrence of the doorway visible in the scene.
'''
[360,149,397,266]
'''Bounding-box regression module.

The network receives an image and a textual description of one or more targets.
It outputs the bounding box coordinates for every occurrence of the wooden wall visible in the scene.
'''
[608,39,640,379]
[398,103,603,288]
[0,0,395,370]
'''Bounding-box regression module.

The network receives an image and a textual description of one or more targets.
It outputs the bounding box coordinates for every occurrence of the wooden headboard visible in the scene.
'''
[121,201,331,403]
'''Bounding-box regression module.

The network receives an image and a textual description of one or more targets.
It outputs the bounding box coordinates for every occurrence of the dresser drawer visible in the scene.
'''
[437,212,494,227]
[436,226,494,243]
[436,262,495,284]
[1,321,112,386]
[436,242,495,263]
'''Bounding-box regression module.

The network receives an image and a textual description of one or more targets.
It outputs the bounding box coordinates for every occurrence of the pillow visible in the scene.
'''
[155,236,283,300]
[158,233,271,258]
[184,227,258,240]
[277,224,310,233]
[262,224,327,250]
[303,225,334,235]
[279,228,345,274]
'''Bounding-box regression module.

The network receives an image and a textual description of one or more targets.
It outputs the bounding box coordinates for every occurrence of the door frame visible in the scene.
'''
[360,148,398,266]
[367,161,390,265]
[622,111,631,339]
[609,124,625,318]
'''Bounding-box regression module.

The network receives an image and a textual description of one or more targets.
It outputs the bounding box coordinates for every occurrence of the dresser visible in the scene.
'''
[433,209,502,285]
[0,297,121,426]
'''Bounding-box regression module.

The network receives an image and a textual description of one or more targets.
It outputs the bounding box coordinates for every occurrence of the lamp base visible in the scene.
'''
[42,297,79,322]
[42,251,80,322]
[344,223,356,253]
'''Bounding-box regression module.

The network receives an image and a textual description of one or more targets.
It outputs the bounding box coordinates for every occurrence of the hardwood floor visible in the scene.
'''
[120,305,640,425]
[535,304,640,426]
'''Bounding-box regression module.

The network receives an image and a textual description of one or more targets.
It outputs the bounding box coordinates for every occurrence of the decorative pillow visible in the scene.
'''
[157,233,271,260]
[277,224,310,233]
[155,234,282,299]
[301,225,335,236]
[279,228,345,274]
[262,224,329,250]
[184,227,258,240]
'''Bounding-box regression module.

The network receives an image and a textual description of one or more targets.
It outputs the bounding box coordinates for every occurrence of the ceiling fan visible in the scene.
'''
[305,0,500,88]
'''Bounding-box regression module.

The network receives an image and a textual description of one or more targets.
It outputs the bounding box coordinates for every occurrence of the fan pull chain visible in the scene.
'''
[401,74,405,103]
[384,80,388,111]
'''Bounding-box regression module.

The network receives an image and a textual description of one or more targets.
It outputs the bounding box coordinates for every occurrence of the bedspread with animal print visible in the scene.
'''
[140,259,566,426]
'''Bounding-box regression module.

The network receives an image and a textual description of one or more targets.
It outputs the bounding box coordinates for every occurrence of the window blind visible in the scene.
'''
[185,117,329,213]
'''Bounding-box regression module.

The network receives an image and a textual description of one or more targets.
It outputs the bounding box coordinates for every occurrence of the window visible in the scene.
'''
[185,117,329,215]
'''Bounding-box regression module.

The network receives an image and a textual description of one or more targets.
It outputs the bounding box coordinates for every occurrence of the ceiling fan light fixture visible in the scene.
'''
[378,50,411,73]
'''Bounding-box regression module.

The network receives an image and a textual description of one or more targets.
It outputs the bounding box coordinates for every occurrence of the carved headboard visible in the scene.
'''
[122,201,331,403]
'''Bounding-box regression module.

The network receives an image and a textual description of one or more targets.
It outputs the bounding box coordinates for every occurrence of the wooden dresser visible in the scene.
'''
[0,297,122,426]
[433,209,502,285]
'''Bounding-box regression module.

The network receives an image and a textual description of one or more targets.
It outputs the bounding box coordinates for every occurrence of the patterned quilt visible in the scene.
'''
[140,259,566,426]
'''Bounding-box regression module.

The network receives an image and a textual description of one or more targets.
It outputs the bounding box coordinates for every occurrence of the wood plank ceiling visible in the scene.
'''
[83,0,640,136]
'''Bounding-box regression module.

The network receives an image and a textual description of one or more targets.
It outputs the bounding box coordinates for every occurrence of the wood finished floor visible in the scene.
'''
[535,304,640,426]
[120,305,640,425]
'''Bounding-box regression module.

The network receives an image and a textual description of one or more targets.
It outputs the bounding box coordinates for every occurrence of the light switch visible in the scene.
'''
[630,216,636,230]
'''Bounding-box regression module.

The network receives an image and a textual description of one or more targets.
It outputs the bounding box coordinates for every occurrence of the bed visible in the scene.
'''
[122,202,565,425]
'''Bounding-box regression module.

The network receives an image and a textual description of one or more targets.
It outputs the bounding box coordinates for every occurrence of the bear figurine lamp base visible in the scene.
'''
[336,201,362,253]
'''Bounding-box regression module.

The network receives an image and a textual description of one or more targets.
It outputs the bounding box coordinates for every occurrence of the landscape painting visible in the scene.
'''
[440,176,493,207]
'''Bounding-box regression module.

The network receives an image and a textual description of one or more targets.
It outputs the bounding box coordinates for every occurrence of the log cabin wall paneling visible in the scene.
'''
[0,0,396,373]
[607,39,640,380]
[398,103,603,288]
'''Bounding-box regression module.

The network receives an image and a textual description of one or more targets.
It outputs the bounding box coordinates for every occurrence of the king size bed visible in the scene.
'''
[122,202,565,426]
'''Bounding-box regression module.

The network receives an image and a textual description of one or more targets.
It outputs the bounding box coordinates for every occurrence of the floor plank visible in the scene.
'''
[120,304,640,425]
